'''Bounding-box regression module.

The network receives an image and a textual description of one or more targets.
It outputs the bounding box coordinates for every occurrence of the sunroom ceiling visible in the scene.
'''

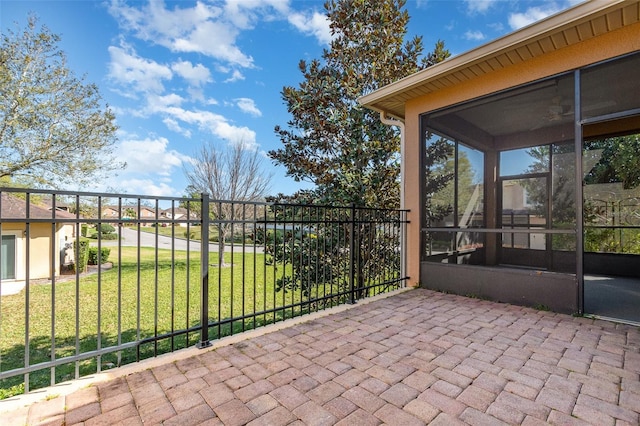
[359,0,640,120]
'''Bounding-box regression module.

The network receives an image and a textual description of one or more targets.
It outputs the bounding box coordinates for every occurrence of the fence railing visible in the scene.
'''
[0,187,407,396]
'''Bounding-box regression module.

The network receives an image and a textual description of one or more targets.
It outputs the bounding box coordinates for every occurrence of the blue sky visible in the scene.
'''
[1,0,582,198]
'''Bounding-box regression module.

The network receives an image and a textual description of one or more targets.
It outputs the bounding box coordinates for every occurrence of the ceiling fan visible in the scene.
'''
[531,97,617,130]
[529,96,571,130]
[545,96,569,122]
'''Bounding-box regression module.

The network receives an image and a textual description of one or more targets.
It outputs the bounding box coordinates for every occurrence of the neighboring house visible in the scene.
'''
[102,206,120,219]
[360,0,640,315]
[1,193,76,283]
[102,205,156,225]
[41,196,72,213]
[160,207,198,227]
[139,207,155,226]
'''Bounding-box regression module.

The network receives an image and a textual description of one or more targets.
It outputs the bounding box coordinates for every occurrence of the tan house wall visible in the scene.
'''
[2,223,72,280]
[103,207,119,218]
[402,22,640,287]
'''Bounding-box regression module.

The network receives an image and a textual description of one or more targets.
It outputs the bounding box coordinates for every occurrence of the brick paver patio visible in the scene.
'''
[3,288,640,425]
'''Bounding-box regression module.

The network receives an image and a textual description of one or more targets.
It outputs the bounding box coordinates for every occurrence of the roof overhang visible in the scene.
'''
[359,0,640,120]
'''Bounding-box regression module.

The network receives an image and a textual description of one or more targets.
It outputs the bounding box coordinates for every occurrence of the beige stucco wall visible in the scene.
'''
[402,22,640,287]
[2,223,73,280]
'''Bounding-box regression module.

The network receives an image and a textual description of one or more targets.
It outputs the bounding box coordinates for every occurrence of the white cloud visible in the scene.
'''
[108,0,254,68]
[288,10,332,45]
[116,178,179,197]
[224,69,246,83]
[163,117,192,138]
[235,98,262,117]
[487,22,504,32]
[187,87,205,103]
[161,106,257,146]
[108,45,172,94]
[117,136,190,177]
[174,21,254,67]
[216,122,259,149]
[147,93,184,109]
[223,0,290,29]
[171,60,212,86]
[464,30,486,41]
[107,0,335,70]
[508,5,563,30]
[465,0,498,14]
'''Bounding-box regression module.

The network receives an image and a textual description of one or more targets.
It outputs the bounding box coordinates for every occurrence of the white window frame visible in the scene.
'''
[1,230,22,281]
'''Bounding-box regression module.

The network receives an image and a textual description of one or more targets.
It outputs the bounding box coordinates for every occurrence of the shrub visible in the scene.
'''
[81,224,88,237]
[89,233,118,240]
[183,230,195,239]
[96,224,115,235]
[88,247,111,265]
[72,240,89,272]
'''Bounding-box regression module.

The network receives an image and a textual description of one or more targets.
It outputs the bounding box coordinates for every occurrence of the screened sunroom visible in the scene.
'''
[361,0,640,322]
[421,52,640,319]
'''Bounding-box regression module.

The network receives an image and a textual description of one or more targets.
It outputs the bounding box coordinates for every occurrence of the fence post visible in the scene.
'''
[348,203,356,304]
[197,193,212,348]
[401,210,408,285]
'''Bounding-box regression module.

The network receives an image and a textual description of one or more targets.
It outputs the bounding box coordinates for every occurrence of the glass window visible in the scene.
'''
[500,147,549,177]
[423,134,485,230]
[581,53,640,120]
[501,177,547,250]
[423,230,454,261]
[422,134,485,263]
[551,144,576,230]
[584,132,640,254]
[424,132,455,228]
[1,234,16,280]
[457,144,484,229]
[422,230,485,265]
[422,72,575,271]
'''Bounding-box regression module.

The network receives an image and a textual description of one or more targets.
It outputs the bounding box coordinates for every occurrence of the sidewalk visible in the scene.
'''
[3,288,640,425]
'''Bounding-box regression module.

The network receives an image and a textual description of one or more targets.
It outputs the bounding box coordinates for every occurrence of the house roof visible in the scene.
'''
[359,0,640,119]
[103,205,156,212]
[161,207,197,216]
[1,193,76,219]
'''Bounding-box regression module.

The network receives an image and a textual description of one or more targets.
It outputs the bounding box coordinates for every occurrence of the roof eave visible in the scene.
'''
[358,0,631,118]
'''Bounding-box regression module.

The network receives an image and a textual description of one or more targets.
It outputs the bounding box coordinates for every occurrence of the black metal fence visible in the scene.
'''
[0,187,407,396]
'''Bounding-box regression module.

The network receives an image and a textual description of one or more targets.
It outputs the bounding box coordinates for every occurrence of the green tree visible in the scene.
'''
[268,0,450,299]
[523,144,576,225]
[124,207,136,220]
[584,134,640,189]
[0,15,122,187]
[426,145,479,226]
[269,0,449,208]
[583,133,640,253]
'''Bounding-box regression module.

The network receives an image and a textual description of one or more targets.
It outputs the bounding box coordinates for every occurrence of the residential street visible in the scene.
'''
[95,226,263,253]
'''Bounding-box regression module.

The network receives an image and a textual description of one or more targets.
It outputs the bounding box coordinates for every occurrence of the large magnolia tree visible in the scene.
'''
[266,0,450,300]
[269,0,450,208]
[0,16,122,187]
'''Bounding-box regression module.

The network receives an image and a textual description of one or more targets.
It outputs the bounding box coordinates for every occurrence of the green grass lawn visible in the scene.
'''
[0,246,321,397]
